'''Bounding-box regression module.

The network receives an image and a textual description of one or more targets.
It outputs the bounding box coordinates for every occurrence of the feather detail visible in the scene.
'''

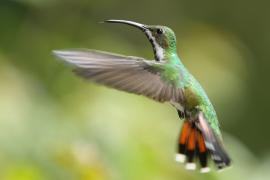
[176,113,231,172]
[54,49,184,104]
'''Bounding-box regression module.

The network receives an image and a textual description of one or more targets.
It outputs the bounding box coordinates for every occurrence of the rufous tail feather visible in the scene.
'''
[176,116,231,172]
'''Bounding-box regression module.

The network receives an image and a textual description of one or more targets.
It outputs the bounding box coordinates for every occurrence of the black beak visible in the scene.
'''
[103,19,147,31]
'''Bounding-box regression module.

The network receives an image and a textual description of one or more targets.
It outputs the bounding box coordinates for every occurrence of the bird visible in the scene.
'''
[53,19,231,173]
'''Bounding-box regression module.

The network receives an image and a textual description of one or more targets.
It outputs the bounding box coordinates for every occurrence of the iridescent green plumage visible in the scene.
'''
[148,26,221,137]
[163,52,221,137]
[54,20,231,172]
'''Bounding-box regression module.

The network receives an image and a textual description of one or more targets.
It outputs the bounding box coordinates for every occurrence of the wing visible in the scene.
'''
[53,49,184,103]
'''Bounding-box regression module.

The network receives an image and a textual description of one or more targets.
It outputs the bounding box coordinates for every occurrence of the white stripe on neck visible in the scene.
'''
[145,30,164,61]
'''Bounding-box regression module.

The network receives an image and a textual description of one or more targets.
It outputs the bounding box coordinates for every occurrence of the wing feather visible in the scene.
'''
[54,49,184,103]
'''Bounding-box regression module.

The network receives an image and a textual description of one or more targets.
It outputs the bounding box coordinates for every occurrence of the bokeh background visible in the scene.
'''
[0,0,269,179]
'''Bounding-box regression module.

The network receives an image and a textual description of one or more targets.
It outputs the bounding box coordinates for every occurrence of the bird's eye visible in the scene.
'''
[157,28,163,35]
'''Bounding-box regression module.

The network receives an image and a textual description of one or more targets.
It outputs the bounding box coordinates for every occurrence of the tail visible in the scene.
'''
[175,113,231,173]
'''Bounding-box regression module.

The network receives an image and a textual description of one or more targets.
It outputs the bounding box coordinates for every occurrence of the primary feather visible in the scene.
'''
[53,49,184,103]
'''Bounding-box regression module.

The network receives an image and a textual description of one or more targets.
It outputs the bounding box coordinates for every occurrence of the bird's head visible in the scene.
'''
[104,20,177,61]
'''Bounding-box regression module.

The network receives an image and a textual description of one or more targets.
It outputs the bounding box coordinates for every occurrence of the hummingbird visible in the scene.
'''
[53,20,231,173]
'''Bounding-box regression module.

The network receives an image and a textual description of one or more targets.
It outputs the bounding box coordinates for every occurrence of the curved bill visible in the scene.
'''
[103,19,147,31]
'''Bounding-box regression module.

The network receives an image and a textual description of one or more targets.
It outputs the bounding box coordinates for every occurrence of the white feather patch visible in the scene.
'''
[200,167,211,173]
[175,153,186,163]
[185,163,196,170]
[145,30,164,61]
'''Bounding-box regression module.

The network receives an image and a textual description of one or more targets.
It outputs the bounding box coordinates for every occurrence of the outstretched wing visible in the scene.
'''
[54,49,183,103]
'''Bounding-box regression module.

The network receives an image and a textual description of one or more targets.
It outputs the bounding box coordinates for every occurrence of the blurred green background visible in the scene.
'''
[0,0,269,179]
